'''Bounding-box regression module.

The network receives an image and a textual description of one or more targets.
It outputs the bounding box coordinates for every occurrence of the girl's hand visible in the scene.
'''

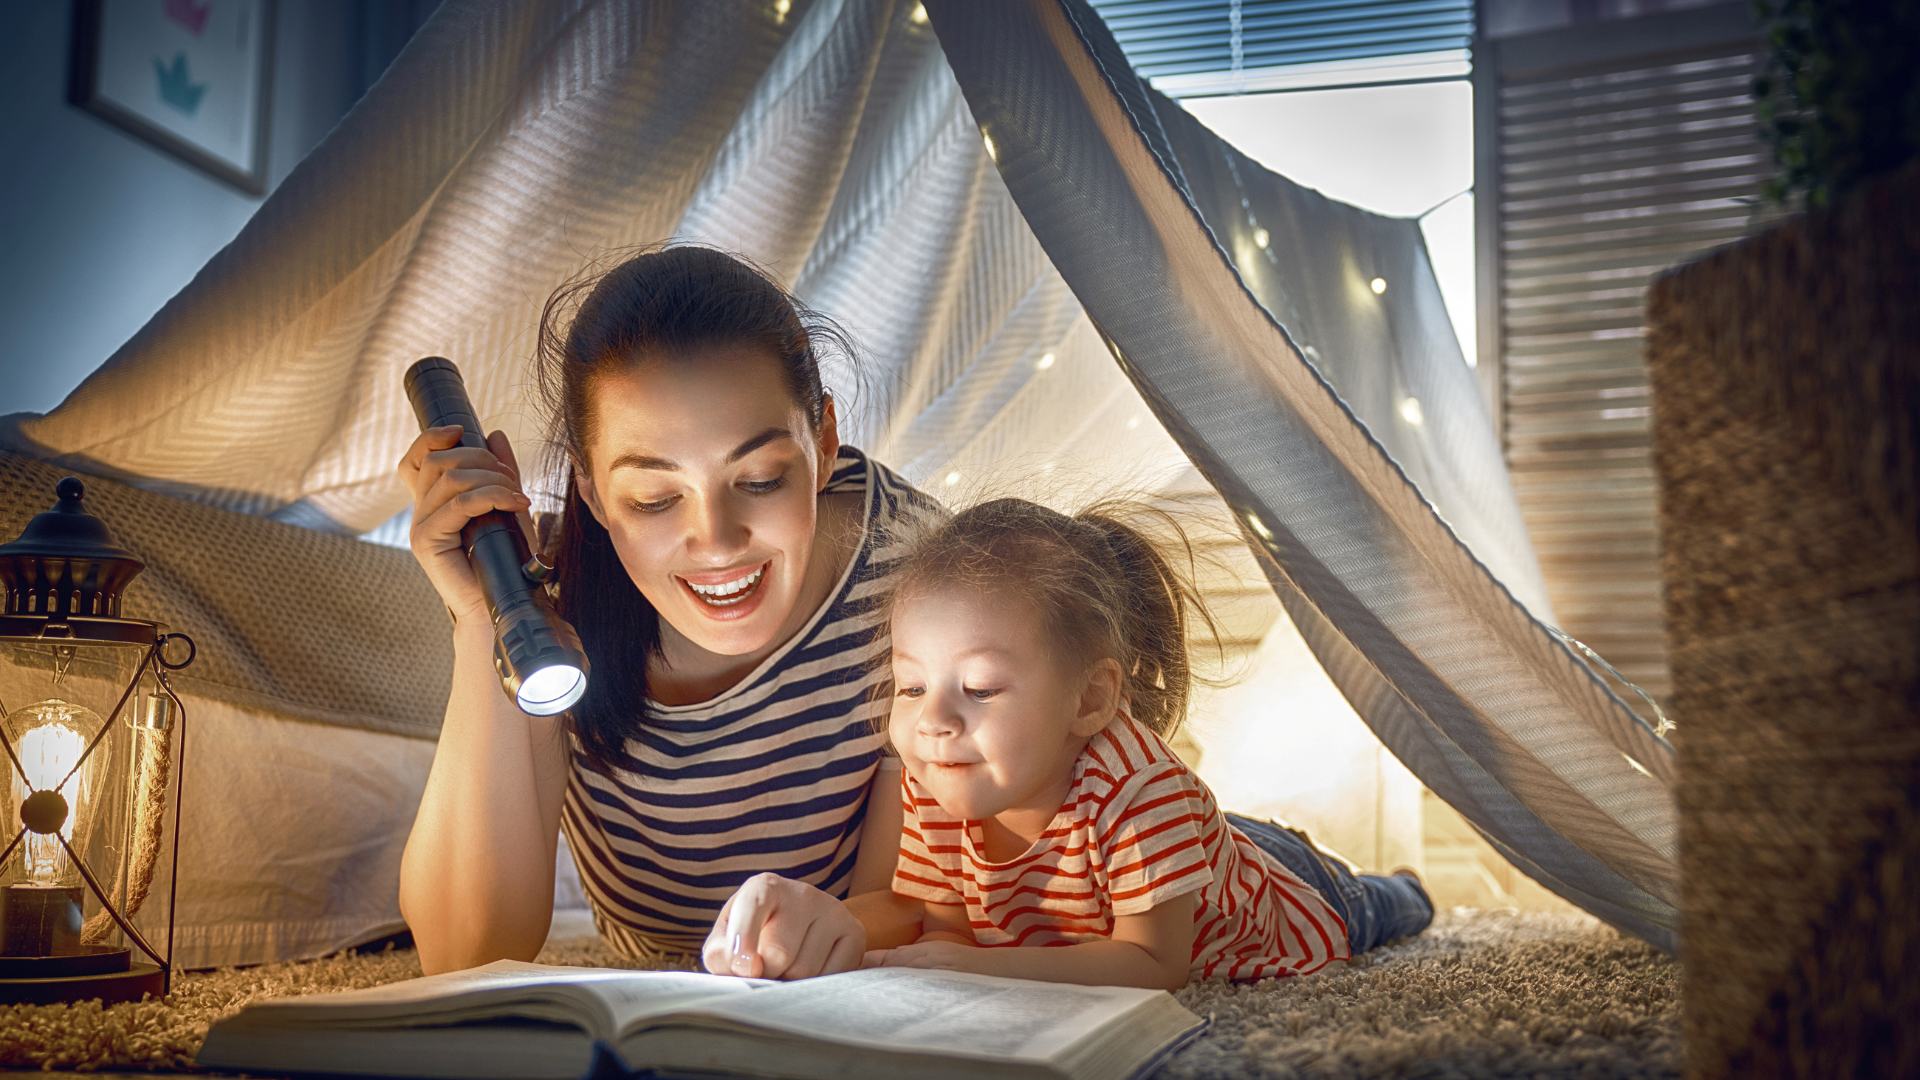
[860,940,973,972]
[396,425,538,627]
[703,874,866,980]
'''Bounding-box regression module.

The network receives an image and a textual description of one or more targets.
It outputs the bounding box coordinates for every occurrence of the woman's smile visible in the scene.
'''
[675,559,774,621]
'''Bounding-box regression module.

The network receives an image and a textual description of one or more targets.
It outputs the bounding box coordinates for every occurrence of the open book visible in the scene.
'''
[196,959,1207,1080]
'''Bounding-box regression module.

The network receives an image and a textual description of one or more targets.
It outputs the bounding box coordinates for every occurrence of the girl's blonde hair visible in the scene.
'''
[886,497,1222,737]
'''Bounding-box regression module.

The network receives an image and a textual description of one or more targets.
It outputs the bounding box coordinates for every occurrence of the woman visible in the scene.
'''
[396,245,941,976]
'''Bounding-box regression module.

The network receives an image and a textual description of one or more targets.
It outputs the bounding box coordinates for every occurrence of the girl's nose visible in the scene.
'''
[916,696,963,738]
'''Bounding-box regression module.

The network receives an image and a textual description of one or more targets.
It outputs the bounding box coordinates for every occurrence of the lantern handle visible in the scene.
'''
[156,632,195,671]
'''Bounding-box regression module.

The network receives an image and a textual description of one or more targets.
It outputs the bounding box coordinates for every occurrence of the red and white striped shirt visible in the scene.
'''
[893,713,1351,980]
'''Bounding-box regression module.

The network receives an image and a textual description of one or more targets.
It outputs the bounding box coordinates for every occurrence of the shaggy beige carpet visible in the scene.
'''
[0,908,1677,1078]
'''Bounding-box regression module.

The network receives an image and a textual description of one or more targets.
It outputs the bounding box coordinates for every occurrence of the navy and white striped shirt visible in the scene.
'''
[560,446,943,958]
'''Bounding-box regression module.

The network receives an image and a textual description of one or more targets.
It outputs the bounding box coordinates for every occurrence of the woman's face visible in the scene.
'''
[576,344,838,658]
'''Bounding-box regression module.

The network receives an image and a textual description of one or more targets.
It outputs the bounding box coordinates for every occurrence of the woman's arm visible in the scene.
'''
[394,425,570,974]
[866,892,1199,990]
[704,758,925,979]
[398,618,571,973]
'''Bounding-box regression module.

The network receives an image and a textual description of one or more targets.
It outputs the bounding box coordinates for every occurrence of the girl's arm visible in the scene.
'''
[841,758,925,950]
[866,891,1199,991]
[912,898,975,946]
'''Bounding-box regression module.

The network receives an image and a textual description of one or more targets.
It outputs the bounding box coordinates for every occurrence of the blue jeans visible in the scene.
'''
[1226,813,1433,955]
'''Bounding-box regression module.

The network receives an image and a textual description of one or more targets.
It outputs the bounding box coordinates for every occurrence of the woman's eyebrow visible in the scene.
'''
[609,427,794,472]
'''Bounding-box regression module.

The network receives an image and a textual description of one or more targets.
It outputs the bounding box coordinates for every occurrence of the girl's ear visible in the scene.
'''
[1072,657,1125,737]
[814,394,842,493]
[574,462,609,529]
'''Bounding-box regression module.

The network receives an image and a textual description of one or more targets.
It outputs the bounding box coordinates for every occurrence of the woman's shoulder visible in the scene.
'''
[839,446,950,554]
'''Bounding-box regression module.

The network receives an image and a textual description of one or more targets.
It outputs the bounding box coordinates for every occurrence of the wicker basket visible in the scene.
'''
[1645,162,1919,1078]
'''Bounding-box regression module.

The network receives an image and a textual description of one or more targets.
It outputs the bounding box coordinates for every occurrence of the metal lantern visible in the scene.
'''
[0,477,192,1004]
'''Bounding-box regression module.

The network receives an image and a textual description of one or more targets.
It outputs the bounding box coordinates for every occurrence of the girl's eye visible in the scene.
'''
[895,686,924,699]
[966,687,1000,701]
[629,496,679,514]
[741,475,787,495]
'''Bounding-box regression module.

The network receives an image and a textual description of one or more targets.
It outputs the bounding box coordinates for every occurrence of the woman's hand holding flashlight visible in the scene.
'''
[396,425,539,629]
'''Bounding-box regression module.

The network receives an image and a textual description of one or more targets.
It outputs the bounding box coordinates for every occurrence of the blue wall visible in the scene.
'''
[0,1,431,417]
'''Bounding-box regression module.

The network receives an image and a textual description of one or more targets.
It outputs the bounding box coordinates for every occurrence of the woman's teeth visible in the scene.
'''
[686,566,764,605]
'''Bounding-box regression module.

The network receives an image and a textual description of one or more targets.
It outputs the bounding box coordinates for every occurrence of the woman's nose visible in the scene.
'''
[685,492,750,560]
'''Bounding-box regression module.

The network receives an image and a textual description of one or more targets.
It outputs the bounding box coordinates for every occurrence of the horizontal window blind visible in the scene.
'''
[1488,13,1771,702]
[1088,0,1473,92]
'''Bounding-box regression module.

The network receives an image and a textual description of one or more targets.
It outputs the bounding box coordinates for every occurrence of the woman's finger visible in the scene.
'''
[408,446,516,510]
[702,892,741,975]
[821,932,866,977]
[724,874,780,978]
[772,918,833,980]
[396,426,465,494]
[486,429,521,481]
[484,430,543,555]
[411,486,531,552]
[417,468,529,532]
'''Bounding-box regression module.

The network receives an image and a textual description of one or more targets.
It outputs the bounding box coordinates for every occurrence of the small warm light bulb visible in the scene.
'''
[910,3,928,24]
[774,0,791,21]
[1245,512,1274,542]
[1370,276,1387,295]
[981,130,997,162]
[1253,226,1270,249]
[944,470,961,487]
[1125,416,1141,430]
[1622,753,1653,779]
[1036,352,1056,370]
[1398,397,1424,426]
[9,701,97,884]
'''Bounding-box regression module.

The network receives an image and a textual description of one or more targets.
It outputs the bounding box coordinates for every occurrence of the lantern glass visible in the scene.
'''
[0,638,158,962]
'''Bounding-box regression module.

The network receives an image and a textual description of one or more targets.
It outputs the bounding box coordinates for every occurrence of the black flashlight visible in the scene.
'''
[404,357,589,716]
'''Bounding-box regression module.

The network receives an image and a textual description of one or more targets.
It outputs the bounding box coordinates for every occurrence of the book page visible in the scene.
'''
[662,968,1157,1060]
[241,960,759,1041]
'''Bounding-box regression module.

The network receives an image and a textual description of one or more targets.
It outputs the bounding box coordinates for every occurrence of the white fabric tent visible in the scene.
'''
[0,0,1678,952]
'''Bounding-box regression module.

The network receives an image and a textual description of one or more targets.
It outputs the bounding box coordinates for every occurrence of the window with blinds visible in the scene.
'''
[1087,0,1473,94]
[1478,2,1770,701]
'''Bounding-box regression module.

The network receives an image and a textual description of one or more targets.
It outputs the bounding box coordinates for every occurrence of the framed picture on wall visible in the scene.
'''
[69,0,276,195]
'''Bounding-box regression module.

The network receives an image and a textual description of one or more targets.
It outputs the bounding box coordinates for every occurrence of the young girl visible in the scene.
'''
[859,498,1433,987]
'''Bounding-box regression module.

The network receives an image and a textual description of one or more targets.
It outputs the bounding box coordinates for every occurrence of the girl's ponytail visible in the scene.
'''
[1076,509,1215,737]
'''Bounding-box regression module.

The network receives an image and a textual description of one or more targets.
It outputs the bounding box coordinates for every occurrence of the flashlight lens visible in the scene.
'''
[517,663,587,715]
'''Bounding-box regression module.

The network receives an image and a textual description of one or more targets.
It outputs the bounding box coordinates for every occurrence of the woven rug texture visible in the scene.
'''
[0,908,1677,1078]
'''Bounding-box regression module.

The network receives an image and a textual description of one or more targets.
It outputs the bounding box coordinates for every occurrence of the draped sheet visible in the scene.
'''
[928,0,1678,949]
[0,0,1677,947]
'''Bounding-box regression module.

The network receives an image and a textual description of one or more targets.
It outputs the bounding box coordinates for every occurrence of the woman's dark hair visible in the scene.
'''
[884,497,1223,737]
[533,243,855,775]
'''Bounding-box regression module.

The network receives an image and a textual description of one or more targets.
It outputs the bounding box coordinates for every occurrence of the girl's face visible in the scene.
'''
[888,585,1119,824]
[576,344,838,658]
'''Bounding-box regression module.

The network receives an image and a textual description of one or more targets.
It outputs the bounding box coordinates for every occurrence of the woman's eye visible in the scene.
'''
[741,475,787,495]
[965,687,1000,701]
[629,496,679,514]
[895,686,924,699]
